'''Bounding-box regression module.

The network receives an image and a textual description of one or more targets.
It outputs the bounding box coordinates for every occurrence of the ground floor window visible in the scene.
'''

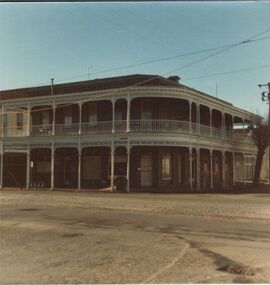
[161,153,172,180]
[83,156,101,180]
[245,156,255,181]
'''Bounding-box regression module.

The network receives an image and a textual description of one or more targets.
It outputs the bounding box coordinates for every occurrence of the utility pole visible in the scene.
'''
[258,82,270,184]
[258,82,270,123]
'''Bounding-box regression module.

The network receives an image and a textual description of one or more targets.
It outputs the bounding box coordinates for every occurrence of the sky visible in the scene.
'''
[0,1,270,117]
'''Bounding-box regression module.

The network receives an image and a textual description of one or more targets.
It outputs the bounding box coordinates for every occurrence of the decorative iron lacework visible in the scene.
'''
[29,144,51,148]
[81,141,111,147]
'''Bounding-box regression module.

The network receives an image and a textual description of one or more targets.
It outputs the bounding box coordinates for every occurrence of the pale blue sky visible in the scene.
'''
[0,2,270,116]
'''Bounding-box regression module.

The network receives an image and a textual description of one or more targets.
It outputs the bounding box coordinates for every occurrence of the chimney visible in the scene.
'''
[167,75,180,83]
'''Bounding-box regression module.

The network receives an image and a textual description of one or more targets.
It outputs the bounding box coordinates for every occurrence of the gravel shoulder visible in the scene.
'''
[1,189,270,222]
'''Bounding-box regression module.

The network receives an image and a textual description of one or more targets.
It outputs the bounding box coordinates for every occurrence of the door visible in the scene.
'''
[140,155,152,186]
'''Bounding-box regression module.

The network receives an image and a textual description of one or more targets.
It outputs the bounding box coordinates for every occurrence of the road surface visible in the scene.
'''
[1,190,270,283]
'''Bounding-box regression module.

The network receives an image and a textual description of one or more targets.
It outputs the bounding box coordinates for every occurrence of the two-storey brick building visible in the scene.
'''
[0,74,268,192]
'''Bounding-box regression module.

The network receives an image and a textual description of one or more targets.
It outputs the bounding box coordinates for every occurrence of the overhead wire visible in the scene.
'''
[13,33,270,89]
[184,64,270,81]
[1,27,270,116]
[123,29,270,90]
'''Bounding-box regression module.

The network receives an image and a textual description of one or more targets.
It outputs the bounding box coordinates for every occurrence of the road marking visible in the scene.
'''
[144,243,190,283]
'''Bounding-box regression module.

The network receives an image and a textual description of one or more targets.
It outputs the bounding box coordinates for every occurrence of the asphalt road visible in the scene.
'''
[1,190,270,283]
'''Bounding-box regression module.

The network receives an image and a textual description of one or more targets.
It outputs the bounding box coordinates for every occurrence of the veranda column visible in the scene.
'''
[78,101,82,135]
[78,146,81,190]
[112,99,115,133]
[111,145,115,191]
[126,146,130,193]
[210,149,213,189]
[222,151,226,188]
[52,105,56,135]
[127,93,131,132]
[189,147,193,191]
[50,144,55,190]
[26,148,30,189]
[196,148,200,191]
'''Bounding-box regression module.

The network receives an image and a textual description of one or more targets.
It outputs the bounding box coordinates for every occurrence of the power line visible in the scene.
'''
[2,25,270,93]
[2,33,269,115]
[22,33,270,89]
[123,28,270,90]
[184,64,270,80]
[159,37,270,78]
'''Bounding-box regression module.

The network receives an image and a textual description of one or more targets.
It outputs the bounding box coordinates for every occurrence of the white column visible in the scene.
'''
[196,148,200,191]
[78,101,82,135]
[127,94,131,132]
[51,145,55,190]
[26,149,30,189]
[78,147,81,190]
[52,105,56,135]
[112,100,115,133]
[222,151,226,188]
[189,101,192,134]
[111,146,115,191]
[189,147,193,191]
[210,149,213,189]
[126,146,130,192]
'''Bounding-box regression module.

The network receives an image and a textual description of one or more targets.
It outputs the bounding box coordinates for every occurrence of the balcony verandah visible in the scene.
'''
[2,97,253,144]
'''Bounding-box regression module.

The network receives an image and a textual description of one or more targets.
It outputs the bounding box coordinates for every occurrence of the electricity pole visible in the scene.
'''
[258,82,270,184]
[258,82,270,123]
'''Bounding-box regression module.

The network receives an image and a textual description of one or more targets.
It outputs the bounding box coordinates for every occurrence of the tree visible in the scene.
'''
[250,119,270,185]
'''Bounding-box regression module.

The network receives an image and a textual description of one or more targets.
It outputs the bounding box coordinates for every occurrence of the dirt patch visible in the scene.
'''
[61,233,84,238]
[19,208,40,211]
[218,264,256,276]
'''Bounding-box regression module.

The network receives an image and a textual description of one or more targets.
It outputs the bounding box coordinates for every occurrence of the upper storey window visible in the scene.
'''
[16,113,23,130]
[88,102,97,124]
[141,99,152,120]
[64,108,72,126]
[41,112,49,126]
